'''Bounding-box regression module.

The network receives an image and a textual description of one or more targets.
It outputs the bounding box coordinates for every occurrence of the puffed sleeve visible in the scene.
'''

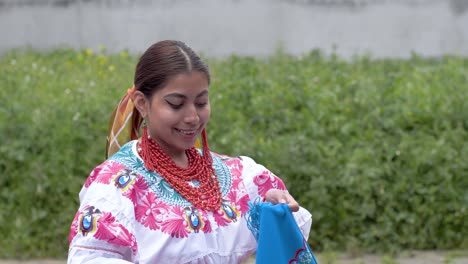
[68,161,139,263]
[240,156,313,239]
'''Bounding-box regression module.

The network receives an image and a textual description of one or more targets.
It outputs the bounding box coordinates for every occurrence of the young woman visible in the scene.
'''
[68,40,312,263]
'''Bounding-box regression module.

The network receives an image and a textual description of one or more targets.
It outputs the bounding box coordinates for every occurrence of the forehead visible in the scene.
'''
[157,72,209,96]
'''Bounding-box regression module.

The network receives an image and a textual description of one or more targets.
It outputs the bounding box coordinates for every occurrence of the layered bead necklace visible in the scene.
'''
[137,127,222,211]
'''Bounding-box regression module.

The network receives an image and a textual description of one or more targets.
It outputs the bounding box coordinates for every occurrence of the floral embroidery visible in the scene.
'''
[254,170,286,196]
[226,190,250,217]
[135,192,169,231]
[224,157,245,190]
[223,156,242,176]
[288,240,314,264]
[94,211,138,254]
[105,141,262,237]
[213,199,241,227]
[113,169,137,191]
[85,161,126,187]
[184,207,205,233]
[71,206,138,253]
[122,177,149,205]
[220,200,240,222]
[84,166,102,188]
[69,211,80,243]
[222,156,250,216]
[111,142,232,207]
[161,206,190,238]
[213,208,231,227]
[78,206,101,236]
[201,210,212,233]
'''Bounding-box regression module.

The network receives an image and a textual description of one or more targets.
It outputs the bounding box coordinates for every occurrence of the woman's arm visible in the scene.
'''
[68,162,139,263]
[239,156,313,238]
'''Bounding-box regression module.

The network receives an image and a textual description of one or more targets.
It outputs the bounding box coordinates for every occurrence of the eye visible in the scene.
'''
[196,102,208,108]
[167,101,183,109]
[195,97,209,108]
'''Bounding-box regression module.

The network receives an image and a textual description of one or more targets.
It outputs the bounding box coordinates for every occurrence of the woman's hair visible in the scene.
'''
[134,40,210,98]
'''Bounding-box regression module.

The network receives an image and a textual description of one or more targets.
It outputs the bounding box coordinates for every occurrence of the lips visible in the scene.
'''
[174,128,198,135]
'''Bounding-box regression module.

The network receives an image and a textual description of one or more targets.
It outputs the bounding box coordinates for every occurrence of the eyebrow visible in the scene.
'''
[164,90,209,99]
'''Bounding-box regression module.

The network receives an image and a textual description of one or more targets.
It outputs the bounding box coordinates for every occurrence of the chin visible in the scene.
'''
[181,142,196,150]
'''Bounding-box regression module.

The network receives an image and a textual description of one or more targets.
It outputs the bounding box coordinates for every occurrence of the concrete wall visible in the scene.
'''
[1,0,467,58]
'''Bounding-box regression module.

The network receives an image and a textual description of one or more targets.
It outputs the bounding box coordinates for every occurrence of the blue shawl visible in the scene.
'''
[246,200,318,264]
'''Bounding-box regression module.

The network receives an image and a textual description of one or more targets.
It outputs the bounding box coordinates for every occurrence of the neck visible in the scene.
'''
[167,150,189,168]
[147,132,189,168]
[137,126,222,211]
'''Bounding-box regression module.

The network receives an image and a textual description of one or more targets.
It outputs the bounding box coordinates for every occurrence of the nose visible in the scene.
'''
[183,105,199,124]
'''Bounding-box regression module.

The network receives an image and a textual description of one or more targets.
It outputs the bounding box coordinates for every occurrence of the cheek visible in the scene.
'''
[201,107,211,122]
[149,108,177,126]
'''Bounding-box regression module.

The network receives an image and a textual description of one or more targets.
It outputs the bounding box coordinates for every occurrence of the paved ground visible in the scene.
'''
[1,251,468,264]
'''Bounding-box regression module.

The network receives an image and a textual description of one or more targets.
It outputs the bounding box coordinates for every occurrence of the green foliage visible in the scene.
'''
[0,48,467,258]
[209,52,468,253]
[380,255,399,264]
[0,48,135,258]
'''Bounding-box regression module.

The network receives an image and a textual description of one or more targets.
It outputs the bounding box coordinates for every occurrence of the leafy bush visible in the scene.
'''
[0,48,467,258]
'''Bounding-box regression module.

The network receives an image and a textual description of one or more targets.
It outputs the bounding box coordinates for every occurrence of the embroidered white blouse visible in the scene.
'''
[68,141,312,264]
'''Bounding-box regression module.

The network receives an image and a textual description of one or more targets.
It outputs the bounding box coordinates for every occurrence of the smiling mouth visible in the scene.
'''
[174,128,197,135]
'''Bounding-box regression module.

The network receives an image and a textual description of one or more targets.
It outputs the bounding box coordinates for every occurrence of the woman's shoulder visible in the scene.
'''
[82,141,139,189]
[210,151,256,164]
[209,151,268,178]
[108,140,138,161]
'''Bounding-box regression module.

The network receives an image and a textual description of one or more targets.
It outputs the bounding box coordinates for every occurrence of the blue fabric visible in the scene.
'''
[246,200,318,264]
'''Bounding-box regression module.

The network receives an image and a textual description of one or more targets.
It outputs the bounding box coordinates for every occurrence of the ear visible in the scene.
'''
[133,91,149,119]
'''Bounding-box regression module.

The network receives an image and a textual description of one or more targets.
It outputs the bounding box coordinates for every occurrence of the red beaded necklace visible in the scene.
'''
[137,127,222,211]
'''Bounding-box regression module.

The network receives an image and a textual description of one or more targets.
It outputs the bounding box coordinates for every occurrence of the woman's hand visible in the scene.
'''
[264,189,300,212]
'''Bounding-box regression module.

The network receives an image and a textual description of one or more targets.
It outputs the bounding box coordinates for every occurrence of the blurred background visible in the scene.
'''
[0,0,467,263]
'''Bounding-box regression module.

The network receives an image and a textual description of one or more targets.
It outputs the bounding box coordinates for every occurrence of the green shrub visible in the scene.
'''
[0,48,467,258]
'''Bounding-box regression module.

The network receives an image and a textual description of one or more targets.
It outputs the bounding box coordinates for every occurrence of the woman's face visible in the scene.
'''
[139,72,210,157]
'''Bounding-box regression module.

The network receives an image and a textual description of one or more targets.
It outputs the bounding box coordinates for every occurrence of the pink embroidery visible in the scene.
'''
[85,161,126,187]
[208,157,249,227]
[94,211,138,253]
[224,157,246,192]
[254,170,286,196]
[96,162,126,185]
[71,207,138,254]
[201,211,212,233]
[224,157,243,178]
[122,177,149,205]
[135,192,169,231]
[84,164,103,188]
[226,190,250,216]
[95,155,256,236]
[213,208,231,227]
[161,206,190,238]
[69,211,80,243]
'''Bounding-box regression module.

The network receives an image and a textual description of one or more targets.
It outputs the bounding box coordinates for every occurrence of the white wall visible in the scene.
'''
[1,0,467,58]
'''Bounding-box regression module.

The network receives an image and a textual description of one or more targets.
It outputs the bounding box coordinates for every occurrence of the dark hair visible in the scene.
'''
[134,40,210,98]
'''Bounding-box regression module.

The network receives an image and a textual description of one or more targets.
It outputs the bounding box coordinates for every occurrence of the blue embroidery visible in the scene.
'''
[245,197,262,240]
[221,201,239,222]
[79,206,101,235]
[82,215,92,230]
[110,141,232,207]
[114,169,137,190]
[184,207,204,233]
